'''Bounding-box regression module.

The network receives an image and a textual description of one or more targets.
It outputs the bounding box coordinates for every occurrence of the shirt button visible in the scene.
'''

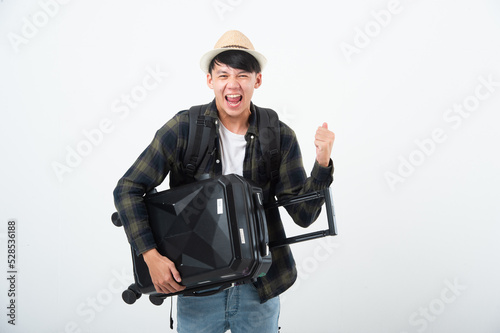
[215,120,218,125]
[216,159,220,164]
[250,135,254,139]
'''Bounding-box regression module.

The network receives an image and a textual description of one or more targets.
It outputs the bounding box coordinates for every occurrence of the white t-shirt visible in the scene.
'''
[218,122,247,176]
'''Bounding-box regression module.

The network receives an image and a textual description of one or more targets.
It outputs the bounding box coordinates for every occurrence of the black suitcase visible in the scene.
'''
[111,174,337,305]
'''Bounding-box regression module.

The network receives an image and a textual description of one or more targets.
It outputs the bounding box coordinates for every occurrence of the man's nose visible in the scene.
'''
[227,76,240,88]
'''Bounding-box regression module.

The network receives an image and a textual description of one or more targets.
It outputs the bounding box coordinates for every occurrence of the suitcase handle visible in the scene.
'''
[185,282,234,297]
[267,187,337,248]
[253,192,269,257]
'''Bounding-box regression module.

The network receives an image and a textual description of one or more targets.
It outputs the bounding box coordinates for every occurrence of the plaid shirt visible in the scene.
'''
[113,100,334,302]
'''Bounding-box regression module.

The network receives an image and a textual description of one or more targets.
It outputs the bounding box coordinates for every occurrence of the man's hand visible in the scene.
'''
[142,248,186,294]
[315,122,335,167]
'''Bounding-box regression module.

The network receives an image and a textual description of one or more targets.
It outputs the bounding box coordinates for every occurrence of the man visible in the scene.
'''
[113,30,335,332]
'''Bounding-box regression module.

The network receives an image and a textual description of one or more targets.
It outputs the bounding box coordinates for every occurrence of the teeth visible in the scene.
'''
[226,94,241,98]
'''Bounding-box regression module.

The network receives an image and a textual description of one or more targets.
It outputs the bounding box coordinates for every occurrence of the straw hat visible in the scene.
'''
[200,30,267,73]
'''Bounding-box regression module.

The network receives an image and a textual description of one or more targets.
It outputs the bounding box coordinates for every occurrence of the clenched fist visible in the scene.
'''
[315,123,335,167]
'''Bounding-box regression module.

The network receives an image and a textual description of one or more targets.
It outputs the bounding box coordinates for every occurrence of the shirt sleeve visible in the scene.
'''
[275,123,334,228]
[112,114,182,255]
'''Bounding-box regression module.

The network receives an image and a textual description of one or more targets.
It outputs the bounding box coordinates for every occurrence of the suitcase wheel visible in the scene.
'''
[149,294,164,306]
[122,285,142,304]
[111,212,122,227]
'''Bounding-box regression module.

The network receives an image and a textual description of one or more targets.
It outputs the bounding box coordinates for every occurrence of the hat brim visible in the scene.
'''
[200,48,267,74]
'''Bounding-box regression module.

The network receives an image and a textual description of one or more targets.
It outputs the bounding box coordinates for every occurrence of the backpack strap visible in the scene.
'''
[183,104,216,181]
[256,106,281,202]
[183,104,280,193]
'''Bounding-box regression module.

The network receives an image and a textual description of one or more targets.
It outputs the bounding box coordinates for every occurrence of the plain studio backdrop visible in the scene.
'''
[1,0,499,332]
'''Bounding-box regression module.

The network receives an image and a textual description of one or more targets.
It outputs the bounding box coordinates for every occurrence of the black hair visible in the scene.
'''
[208,50,261,74]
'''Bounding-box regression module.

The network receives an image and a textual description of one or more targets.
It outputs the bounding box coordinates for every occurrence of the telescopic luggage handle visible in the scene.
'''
[266,187,337,249]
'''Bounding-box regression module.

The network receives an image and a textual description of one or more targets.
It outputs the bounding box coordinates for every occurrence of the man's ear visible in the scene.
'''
[207,73,214,89]
[254,73,262,89]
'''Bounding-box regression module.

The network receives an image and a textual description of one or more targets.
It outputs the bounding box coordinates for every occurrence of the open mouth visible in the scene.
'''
[225,94,242,107]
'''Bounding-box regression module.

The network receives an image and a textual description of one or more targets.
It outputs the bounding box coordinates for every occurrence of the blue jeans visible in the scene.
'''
[177,284,280,333]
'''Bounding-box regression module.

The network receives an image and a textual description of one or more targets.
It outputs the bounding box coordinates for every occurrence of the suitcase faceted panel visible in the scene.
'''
[142,175,268,290]
[146,181,235,286]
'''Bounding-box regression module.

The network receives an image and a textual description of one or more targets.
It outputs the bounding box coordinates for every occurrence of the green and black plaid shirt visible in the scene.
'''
[113,100,333,302]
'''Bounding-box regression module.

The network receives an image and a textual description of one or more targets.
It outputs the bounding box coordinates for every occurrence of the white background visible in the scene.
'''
[1,0,500,332]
